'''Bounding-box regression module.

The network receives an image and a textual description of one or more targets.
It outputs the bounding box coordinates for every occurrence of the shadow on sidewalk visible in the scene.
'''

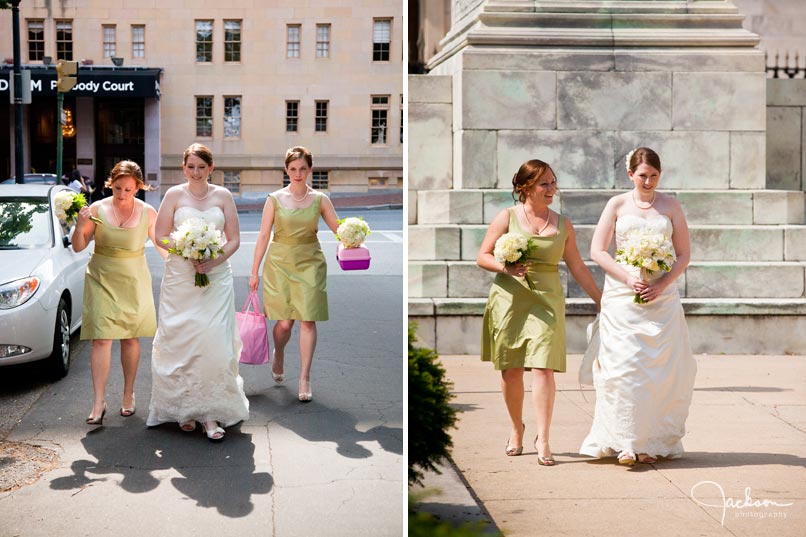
[248,394,403,459]
[49,418,272,517]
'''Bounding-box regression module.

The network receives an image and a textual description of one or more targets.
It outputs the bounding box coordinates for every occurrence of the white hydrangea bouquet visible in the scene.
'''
[494,232,536,290]
[163,217,225,287]
[335,217,371,248]
[53,191,87,226]
[615,229,675,303]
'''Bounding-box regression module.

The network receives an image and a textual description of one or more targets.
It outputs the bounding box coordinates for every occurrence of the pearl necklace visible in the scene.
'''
[112,200,135,227]
[632,189,656,209]
[187,183,210,201]
[523,204,550,235]
[290,186,309,202]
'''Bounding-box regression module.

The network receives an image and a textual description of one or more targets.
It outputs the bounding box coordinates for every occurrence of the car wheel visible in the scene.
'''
[47,298,71,379]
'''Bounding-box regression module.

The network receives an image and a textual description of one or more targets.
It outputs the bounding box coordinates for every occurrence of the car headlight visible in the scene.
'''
[0,277,40,309]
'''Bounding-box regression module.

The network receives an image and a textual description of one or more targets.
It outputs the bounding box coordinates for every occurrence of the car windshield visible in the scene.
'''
[0,197,52,249]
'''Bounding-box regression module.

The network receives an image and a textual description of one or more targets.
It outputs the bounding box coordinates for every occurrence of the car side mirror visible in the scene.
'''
[62,235,71,248]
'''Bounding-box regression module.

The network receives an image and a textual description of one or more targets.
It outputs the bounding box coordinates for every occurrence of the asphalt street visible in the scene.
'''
[0,208,404,536]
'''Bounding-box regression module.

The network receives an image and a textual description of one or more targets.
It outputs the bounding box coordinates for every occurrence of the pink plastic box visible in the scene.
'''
[337,244,371,270]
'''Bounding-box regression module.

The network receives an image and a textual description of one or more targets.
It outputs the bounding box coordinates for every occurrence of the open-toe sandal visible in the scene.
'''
[86,403,107,426]
[271,350,284,384]
[637,453,657,464]
[505,423,525,456]
[618,451,637,466]
[120,395,136,417]
[180,420,197,432]
[201,421,225,442]
[534,436,555,466]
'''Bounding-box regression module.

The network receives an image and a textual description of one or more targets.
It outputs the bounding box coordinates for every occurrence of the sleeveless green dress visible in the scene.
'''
[262,192,328,321]
[80,203,156,340]
[481,207,567,372]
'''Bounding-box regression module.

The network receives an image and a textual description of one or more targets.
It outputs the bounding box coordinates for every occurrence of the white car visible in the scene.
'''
[0,185,90,377]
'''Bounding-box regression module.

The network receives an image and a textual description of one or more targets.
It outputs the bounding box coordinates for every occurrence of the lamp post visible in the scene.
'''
[11,0,24,183]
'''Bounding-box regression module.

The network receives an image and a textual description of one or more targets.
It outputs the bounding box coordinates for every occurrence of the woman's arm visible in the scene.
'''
[248,196,276,292]
[145,203,168,259]
[70,203,99,253]
[154,188,178,251]
[476,209,527,277]
[589,196,643,290]
[639,198,691,302]
[562,217,602,308]
[320,194,340,234]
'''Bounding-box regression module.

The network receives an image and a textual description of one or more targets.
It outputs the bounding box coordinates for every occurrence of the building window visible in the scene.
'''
[224,20,241,62]
[196,96,213,137]
[286,100,299,133]
[287,24,300,58]
[196,20,213,62]
[316,24,330,58]
[223,171,240,194]
[224,96,241,138]
[372,19,391,62]
[368,177,389,188]
[132,25,145,58]
[102,25,116,58]
[315,100,328,133]
[27,20,45,61]
[312,171,329,190]
[56,20,73,61]
[371,95,389,145]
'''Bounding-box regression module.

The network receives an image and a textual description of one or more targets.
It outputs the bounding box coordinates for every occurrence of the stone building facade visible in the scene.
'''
[0,0,403,201]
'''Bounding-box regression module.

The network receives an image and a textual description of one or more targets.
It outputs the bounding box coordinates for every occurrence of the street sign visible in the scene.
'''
[8,70,32,104]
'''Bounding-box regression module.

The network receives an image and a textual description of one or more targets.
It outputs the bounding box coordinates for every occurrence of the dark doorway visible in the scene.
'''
[95,98,145,200]
[28,97,76,177]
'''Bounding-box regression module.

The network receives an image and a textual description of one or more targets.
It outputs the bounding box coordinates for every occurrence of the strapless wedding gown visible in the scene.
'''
[580,214,697,458]
[146,206,249,427]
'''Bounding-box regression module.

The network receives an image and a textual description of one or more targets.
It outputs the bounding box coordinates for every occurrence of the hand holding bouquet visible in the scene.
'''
[615,229,675,303]
[54,191,87,226]
[163,217,225,287]
[336,217,371,248]
[493,232,536,290]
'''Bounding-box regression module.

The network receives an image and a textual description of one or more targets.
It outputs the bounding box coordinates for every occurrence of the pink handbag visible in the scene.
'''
[236,291,270,365]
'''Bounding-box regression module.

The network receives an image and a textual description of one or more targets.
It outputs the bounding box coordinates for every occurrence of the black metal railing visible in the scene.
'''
[766,50,806,79]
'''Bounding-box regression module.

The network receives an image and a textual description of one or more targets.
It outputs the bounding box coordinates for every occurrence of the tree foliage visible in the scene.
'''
[408,322,456,485]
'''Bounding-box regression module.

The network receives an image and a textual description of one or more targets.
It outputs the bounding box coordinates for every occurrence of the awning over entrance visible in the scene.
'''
[0,66,162,99]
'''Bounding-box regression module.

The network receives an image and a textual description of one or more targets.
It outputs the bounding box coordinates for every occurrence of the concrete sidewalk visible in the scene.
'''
[419,354,806,537]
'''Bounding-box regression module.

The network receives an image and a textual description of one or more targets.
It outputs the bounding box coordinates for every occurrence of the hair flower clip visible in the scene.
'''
[625,149,636,171]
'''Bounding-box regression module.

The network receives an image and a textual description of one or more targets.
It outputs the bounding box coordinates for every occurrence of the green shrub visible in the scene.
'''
[408,495,499,537]
[408,322,456,486]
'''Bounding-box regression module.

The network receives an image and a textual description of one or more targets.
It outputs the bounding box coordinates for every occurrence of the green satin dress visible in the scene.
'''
[262,193,328,321]
[80,204,156,340]
[481,207,567,372]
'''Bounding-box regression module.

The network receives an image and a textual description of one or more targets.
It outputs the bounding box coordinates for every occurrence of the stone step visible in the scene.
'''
[415,189,806,226]
[409,223,806,262]
[408,298,806,355]
[409,260,806,300]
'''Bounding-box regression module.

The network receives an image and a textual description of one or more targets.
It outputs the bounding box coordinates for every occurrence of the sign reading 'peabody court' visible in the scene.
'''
[0,67,162,98]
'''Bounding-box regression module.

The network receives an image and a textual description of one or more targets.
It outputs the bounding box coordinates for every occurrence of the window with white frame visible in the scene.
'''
[132,25,145,58]
[371,95,390,145]
[224,20,241,62]
[102,26,116,58]
[223,171,240,194]
[56,20,73,61]
[372,19,391,62]
[316,24,330,58]
[315,100,328,133]
[27,20,44,61]
[286,100,299,132]
[287,24,301,58]
[224,96,241,138]
[196,20,213,62]
[196,96,213,137]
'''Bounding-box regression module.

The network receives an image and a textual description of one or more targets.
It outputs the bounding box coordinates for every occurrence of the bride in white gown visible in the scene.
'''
[147,143,249,441]
[580,147,697,465]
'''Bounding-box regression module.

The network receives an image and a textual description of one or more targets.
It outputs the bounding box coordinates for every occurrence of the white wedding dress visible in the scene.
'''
[147,206,250,428]
[580,214,697,458]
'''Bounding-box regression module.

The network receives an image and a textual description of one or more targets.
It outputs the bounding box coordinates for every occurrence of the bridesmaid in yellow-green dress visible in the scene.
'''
[72,161,166,425]
[249,146,340,402]
[477,159,601,465]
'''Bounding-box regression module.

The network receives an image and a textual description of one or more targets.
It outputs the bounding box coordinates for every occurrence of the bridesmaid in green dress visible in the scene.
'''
[72,161,166,425]
[249,146,340,402]
[477,159,601,465]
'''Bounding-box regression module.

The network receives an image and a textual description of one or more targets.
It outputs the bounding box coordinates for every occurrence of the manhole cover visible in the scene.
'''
[0,441,59,492]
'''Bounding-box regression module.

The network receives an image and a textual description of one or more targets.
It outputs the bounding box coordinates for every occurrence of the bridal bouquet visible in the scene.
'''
[53,191,87,226]
[615,229,675,303]
[494,232,536,290]
[336,217,371,248]
[163,217,225,287]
